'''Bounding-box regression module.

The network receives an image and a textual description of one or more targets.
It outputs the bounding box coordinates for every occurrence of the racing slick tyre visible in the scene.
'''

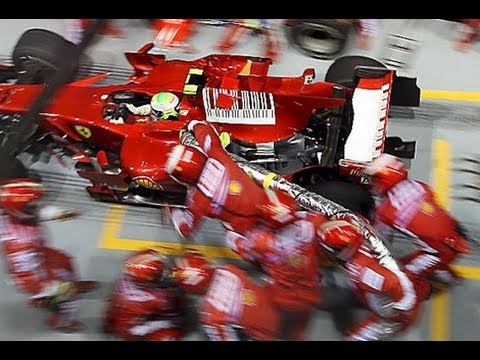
[324,55,387,88]
[305,180,375,220]
[0,147,28,182]
[292,167,375,220]
[12,29,78,84]
[288,19,351,60]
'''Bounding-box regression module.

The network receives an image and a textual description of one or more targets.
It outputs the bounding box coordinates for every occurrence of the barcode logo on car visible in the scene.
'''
[202,88,276,125]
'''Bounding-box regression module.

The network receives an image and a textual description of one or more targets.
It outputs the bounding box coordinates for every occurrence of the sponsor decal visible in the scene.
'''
[287,254,303,267]
[227,180,242,195]
[420,201,435,214]
[373,83,390,160]
[133,177,163,190]
[242,289,256,305]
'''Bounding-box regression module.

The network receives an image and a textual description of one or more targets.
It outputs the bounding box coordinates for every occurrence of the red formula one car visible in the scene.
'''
[0,29,419,216]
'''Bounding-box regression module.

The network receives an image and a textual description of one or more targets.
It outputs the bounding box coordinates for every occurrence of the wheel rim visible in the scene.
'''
[295,23,345,58]
[16,56,58,84]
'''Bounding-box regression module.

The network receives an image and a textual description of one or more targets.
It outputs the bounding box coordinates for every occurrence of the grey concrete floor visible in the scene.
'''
[0,19,480,340]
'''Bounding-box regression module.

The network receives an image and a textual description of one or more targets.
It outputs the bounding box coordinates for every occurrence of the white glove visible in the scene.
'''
[126,103,151,116]
[38,205,80,222]
[130,320,175,336]
[186,120,208,132]
[30,280,76,305]
[109,117,125,125]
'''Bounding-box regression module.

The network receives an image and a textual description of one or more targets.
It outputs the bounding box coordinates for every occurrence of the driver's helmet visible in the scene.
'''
[150,92,180,120]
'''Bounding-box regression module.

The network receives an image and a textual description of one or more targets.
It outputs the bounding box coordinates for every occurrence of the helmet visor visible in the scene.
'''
[151,108,178,120]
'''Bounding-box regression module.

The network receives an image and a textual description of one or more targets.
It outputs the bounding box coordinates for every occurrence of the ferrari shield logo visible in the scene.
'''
[74,125,92,139]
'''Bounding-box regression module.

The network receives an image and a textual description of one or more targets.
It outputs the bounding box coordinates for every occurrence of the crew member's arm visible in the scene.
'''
[37,205,79,222]
[171,189,207,242]
[356,263,417,319]
[373,196,396,229]
[225,231,255,261]
[187,121,226,156]
[226,227,271,263]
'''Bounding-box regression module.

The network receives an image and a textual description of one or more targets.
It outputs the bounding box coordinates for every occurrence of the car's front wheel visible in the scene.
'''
[12,28,78,84]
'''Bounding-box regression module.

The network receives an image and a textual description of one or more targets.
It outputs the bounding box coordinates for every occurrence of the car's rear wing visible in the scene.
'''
[343,67,419,163]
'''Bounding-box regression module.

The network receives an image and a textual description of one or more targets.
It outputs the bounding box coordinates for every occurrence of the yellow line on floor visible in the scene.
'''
[430,138,452,341]
[102,237,240,259]
[432,139,451,210]
[452,265,480,280]
[431,290,450,341]
[97,204,125,249]
[97,205,240,259]
[422,89,480,103]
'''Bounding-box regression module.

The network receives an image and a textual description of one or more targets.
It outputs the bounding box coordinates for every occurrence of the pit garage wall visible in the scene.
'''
[0,19,479,340]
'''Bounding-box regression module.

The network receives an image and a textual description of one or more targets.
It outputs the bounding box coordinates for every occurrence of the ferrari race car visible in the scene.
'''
[0,29,420,217]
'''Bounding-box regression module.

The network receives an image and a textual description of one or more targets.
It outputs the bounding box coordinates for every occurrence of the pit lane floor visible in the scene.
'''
[0,19,480,340]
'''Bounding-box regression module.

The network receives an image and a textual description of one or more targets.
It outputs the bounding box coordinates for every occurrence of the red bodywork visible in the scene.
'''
[0,45,350,198]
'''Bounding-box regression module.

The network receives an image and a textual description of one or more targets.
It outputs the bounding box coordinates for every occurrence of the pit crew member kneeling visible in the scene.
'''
[103,248,186,341]
[0,179,98,332]
[174,249,288,341]
[318,219,431,341]
[365,154,470,287]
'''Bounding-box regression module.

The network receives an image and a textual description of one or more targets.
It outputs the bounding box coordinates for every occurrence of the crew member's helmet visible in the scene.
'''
[257,189,299,228]
[124,249,169,285]
[365,154,408,195]
[151,92,180,120]
[173,249,214,295]
[318,220,364,262]
[0,179,45,221]
[165,145,208,186]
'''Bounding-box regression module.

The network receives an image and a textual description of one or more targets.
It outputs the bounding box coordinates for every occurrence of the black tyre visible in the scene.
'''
[305,180,375,220]
[0,147,29,182]
[325,55,387,88]
[288,19,351,60]
[12,29,77,84]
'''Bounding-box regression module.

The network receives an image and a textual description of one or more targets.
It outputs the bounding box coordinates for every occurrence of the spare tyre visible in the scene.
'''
[288,19,351,60]
[12,29,78,84]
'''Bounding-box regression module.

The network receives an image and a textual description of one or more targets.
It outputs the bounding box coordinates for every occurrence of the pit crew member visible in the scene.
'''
[173,250,282,340]
[365,154,470,286]
[103,248,186,341]
[0,178,98,332]
[318,219,430,341]
[167,120,325,339]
